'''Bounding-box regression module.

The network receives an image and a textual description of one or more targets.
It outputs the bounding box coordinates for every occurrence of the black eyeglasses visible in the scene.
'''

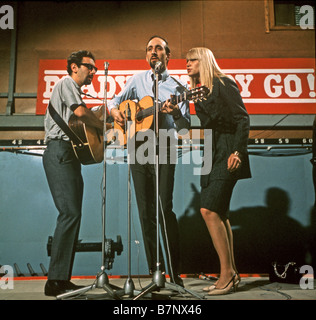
[79,63,98,72]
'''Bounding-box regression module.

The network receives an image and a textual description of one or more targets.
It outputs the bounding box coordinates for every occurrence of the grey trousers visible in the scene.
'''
[43,140,83,280]
[131,157,181,280]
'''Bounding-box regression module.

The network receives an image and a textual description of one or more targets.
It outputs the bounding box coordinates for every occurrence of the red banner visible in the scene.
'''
[36,58,316,115]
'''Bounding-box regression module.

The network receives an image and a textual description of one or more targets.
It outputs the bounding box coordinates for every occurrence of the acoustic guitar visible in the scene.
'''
[68,110,112,165]
[68,86,209,164]
[114,86,210,145]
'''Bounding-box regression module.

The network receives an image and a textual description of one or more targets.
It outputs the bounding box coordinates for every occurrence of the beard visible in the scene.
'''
[150,60,157,69]
[150,60,165,73]
[83,75,93,85]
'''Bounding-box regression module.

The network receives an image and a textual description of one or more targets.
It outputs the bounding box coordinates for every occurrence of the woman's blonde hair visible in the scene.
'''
[186,47,227,92]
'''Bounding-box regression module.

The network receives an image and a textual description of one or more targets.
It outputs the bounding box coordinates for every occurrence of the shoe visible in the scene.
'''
[44,280,84,297]
[204,273,240,292]
[235,273,241,286]
[207,274,239,296]
[202,284,216,292]
[62,280,85,291]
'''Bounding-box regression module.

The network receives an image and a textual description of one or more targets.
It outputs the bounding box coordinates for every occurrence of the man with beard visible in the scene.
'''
[109,36,190,286]
[43,50,103,296]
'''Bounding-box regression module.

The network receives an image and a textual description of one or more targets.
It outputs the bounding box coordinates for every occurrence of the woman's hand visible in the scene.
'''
[227,152,242,172]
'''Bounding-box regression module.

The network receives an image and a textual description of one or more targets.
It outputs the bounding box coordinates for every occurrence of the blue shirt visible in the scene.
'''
[108,69,190,131]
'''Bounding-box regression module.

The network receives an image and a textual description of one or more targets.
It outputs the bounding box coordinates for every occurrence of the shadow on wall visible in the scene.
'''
[178,185,316,274]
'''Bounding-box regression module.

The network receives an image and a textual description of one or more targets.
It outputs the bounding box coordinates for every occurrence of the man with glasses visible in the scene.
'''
[43,50,103,297]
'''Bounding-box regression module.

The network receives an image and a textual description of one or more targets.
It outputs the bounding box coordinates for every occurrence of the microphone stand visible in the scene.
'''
[56,62,123,300]
[133,64,204,300]
[123,103,136,297]
[132,65,165,300]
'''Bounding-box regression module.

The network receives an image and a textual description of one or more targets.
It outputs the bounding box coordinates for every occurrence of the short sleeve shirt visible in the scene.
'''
[44,75,85,143]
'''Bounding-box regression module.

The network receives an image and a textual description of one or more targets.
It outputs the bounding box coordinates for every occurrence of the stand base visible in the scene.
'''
[56,270,123,300]
[56,270,205,300]
[132,270,204,300]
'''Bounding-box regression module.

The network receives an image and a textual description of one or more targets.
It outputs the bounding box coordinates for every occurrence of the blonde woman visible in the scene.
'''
[186,48,251,295]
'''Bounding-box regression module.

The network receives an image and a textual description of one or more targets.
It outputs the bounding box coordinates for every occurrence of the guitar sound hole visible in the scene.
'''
[136,107,143,123]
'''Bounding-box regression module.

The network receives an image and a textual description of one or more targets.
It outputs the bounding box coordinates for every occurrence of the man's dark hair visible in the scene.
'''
[146,35,170,55]
[67,50,95,75]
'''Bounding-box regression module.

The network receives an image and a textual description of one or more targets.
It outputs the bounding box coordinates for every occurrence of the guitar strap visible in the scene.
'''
[48,102,85,148]
[152,74,189,94]
[170,76,189,93]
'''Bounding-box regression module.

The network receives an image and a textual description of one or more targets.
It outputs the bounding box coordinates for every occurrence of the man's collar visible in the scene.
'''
[150,68,169,81]
[68,75,81,88]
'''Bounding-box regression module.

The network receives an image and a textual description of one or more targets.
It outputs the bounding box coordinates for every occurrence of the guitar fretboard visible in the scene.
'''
[134,86,208,121]
[136,93,187,121]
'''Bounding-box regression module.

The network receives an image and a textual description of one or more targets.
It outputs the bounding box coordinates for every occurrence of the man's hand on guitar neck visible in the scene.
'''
[161,100,181,119]
[110,108,126,128]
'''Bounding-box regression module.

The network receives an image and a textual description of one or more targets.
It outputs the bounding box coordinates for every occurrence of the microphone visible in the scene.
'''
[154,61,162,73]
[104,62,109,75]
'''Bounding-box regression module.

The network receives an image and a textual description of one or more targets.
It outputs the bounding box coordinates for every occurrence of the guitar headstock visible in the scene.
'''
[188,86,210,102]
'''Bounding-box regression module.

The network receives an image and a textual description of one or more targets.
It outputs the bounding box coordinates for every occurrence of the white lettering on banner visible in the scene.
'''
[284,75,302,97]
[234,74,254,97]
[43,75,64,98]
[264,74,283,97]
[41,71,189,104]
[264,74,310,100]
[307,74,316,98]
[41,68,316,106]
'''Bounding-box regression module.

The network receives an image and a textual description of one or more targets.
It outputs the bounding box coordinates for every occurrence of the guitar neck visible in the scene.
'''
[170,92,187,105]
[136,93,187,121]
[130,86,209,122]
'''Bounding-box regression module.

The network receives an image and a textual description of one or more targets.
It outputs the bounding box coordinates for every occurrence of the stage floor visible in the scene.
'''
[1,275,315,301]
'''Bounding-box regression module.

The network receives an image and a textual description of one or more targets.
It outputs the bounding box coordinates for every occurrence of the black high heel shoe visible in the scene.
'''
[207,274,239,296]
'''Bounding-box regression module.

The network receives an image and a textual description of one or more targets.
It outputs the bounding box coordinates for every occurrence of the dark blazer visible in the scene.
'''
[195,76,251,187]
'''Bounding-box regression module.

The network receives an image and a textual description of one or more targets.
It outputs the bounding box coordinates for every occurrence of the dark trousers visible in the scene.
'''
[131,153,181,280]
[43,140,83,280]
